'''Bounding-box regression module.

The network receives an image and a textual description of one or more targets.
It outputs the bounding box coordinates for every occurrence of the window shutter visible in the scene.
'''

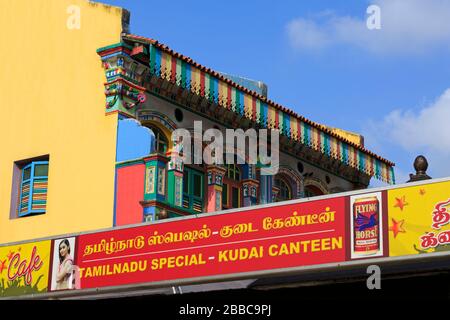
[19,181,31,215]
[18,161,48,216]
[182,168,204,213]
[31,177,48,211]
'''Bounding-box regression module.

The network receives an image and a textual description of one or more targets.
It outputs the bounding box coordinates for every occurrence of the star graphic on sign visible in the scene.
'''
[419,189,426,196]
[0,259,6,273]
[394,196,408,211]
[389,218,406,238]
[6,251,14,261]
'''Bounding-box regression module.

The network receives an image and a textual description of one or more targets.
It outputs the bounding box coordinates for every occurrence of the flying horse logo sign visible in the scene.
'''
[350,192,385,259]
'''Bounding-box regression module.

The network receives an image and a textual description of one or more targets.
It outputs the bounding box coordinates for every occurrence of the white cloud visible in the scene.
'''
[367,88,450,179]
[287,0,450,54]
[381,89,450,151]
[287,19,332,50]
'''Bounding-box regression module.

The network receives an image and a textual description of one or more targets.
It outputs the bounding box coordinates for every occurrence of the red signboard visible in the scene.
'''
[77,197,347,289]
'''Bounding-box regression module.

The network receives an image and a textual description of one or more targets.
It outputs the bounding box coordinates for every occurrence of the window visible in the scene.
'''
[226,164,241,181]
[18,161,49,217]
[222,164,241,209]
[275,177,292,202]
[222,184,241,209]
[183,167,204,213]
[222,183,228,206]
[147,125,168,154]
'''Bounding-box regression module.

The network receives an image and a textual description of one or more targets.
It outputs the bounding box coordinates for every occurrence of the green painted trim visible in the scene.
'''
[97,42,133,53]
[116,158,145,168]
[117,98,137,118]
[167,170,179,207]
[146,159,166,167]
[143,158,168,202]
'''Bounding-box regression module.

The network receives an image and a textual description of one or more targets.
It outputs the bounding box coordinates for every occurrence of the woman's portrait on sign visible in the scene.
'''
[50,237,79,291]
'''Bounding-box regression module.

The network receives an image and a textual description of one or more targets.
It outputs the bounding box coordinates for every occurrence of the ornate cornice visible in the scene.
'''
[97,43,148,118]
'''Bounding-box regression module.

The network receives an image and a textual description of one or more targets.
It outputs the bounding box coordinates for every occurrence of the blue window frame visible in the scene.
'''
[18,161,49,217]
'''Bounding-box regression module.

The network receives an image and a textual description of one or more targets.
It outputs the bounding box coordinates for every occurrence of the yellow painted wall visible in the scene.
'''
[327,127,364,147]
[0,0,125,243]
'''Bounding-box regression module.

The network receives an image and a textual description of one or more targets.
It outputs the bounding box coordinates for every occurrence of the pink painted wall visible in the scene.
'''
[115,163,145,226]
[206,187,216,213]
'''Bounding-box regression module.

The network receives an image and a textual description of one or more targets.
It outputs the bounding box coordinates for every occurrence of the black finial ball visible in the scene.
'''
[414,155,428,174]
[407,155,431,183]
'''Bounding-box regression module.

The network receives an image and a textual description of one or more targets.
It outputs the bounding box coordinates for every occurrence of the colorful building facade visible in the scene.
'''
[103,34,395,226]
[0,0,394,245]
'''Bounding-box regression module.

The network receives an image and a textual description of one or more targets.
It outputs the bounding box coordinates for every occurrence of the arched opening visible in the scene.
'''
[275,176,292,202]
[116,118,153,162]
[138,111,177,155]
[304,185,324,198]
[145,124,169,154]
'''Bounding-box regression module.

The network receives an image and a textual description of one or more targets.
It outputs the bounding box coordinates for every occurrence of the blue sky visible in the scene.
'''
[102,0,450,186]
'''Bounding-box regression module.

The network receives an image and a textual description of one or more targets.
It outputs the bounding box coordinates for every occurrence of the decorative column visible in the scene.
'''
[242,179,259,206]
[141,153,169,222]
[206,165,226,213]
[299,177,305,198]
[259,173,273,204]
[241,164,259,206]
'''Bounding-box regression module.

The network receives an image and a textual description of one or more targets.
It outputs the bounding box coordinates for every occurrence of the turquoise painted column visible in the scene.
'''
[143,154,169,202]
[141,153,169,222]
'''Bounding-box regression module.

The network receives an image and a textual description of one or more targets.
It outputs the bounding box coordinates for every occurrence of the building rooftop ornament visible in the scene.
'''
[407,155,432,182]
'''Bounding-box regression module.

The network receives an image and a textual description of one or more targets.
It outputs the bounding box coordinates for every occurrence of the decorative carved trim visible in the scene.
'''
[104,78,146,110]
[98,44,148,117]
[275,165,303,198]
[304,177,329,195]
[137,110,177,132]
